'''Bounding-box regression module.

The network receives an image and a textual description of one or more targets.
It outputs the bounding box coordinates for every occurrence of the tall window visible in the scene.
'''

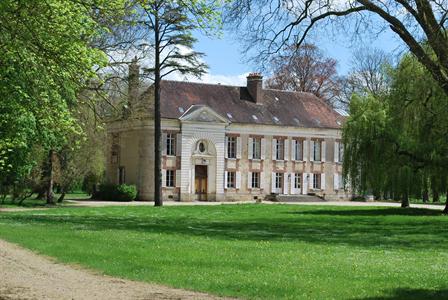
[227,171,236,188]
[313,140,321,161]
[166,170,175,187]
[252,172,260,188]
[275,173,283,189]
[338,142,344,162]
[294,140,303,161]
[276,139,284,160]
[166,133,176,156]
[118,167,125,184]
[252,138,261,159]
[295,173,302,189]
[227,136,236,158]
[338,174,344,189]
[313,173,321,189]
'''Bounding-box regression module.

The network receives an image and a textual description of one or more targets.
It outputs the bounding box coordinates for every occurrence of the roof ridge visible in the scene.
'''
[162,79,243,89]
[263,87,316,97]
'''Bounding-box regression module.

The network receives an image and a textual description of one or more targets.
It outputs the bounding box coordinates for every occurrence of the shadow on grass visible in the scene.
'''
[292,207,443,216]
[357,288,448,300]
[1,206,447,250]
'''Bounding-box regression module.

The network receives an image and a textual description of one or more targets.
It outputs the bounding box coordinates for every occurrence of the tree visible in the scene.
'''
[131,0,221,206]
[337,48,392,109]
[349,48,392,96]
[0,0,125,204]
[226,0,448,96]
[265,44,341,106]
[56,104,106,203]
[343,50,448,212]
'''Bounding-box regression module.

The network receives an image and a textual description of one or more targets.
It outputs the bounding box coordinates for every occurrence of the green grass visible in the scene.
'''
[375,198,446,206]
[0,193,91,208]
[0,204,447,299]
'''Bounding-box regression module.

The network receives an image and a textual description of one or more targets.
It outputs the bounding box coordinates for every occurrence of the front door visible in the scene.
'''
[195,165,208,201]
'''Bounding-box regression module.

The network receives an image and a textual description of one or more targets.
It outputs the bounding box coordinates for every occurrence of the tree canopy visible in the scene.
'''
[226,0,448,96]
[265,44,341,106]
[343,49,448,212]
[0,0,125,201]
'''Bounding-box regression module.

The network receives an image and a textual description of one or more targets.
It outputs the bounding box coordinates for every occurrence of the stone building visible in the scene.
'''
[106,63,349,201]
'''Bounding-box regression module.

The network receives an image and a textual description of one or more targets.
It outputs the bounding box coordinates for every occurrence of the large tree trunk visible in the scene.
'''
[46,150,55,205]
[401,191,410,208]
[153,11,162,207]
[433,190,439,203]
[431,176,439,202]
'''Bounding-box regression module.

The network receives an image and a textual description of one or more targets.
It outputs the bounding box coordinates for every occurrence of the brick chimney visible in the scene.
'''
[247,72,263,103]
[128,56,140,108]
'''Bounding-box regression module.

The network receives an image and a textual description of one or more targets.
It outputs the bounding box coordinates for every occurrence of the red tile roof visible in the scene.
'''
[157,80,343,129]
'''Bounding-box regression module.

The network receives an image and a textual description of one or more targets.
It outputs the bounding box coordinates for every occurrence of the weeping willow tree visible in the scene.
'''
[343,51,448,213]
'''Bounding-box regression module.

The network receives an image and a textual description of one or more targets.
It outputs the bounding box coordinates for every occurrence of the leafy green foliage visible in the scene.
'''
[94,184,137,201]
[343,50,448,207]
[0,0,125,196]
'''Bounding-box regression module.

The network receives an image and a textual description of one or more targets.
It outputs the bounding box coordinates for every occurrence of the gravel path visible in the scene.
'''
[0,239,232,300]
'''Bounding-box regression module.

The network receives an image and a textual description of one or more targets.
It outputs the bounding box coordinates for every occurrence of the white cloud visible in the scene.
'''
[105,45,250,87]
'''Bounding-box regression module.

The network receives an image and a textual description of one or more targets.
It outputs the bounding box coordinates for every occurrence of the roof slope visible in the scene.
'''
[159,80,343,129]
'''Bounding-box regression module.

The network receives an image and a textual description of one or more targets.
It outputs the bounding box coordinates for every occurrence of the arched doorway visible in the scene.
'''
[190,139,217,201]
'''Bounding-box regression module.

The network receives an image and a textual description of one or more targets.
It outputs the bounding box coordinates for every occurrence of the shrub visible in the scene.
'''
[93,184,137,202]
[115,184,137,201]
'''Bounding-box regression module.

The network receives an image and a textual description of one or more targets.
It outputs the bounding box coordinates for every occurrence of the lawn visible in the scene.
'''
[0,193,91,208]
[0,204,447,299]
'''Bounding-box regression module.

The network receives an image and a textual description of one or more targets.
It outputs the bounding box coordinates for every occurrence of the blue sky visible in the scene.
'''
[188,26,404,86]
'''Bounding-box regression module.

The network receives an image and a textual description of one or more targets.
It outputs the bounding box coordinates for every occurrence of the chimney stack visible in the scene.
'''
[128,56,140,108]
[247,72,263,103]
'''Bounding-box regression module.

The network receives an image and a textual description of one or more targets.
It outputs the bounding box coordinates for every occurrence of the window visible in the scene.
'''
[198,141,206,153]
[313,173,321,189]
[111,150,118,164]
[166,133,176,156]
[252,172,260,188]
[252,138,261,159]
[227,171,236,188]
[276,139,284,160]
[166,170,175,187]
[227,136,236,158]
[275,173,283,189]
[118,167,125,184]
[313,140,321,161]
[338,174,344,189]
[338,142,344,162]
[295,173,302,189]
[294,140,303,161]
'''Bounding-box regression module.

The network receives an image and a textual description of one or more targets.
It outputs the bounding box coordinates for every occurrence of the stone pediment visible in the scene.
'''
[179,105,229,124]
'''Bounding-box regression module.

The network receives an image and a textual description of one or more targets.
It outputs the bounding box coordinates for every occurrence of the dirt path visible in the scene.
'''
[0,239,233,300]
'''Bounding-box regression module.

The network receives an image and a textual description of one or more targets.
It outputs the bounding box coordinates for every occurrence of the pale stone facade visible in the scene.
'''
[106,68,350,202]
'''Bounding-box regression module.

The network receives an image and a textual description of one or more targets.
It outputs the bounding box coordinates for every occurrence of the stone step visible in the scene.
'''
[275,194,326,202]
